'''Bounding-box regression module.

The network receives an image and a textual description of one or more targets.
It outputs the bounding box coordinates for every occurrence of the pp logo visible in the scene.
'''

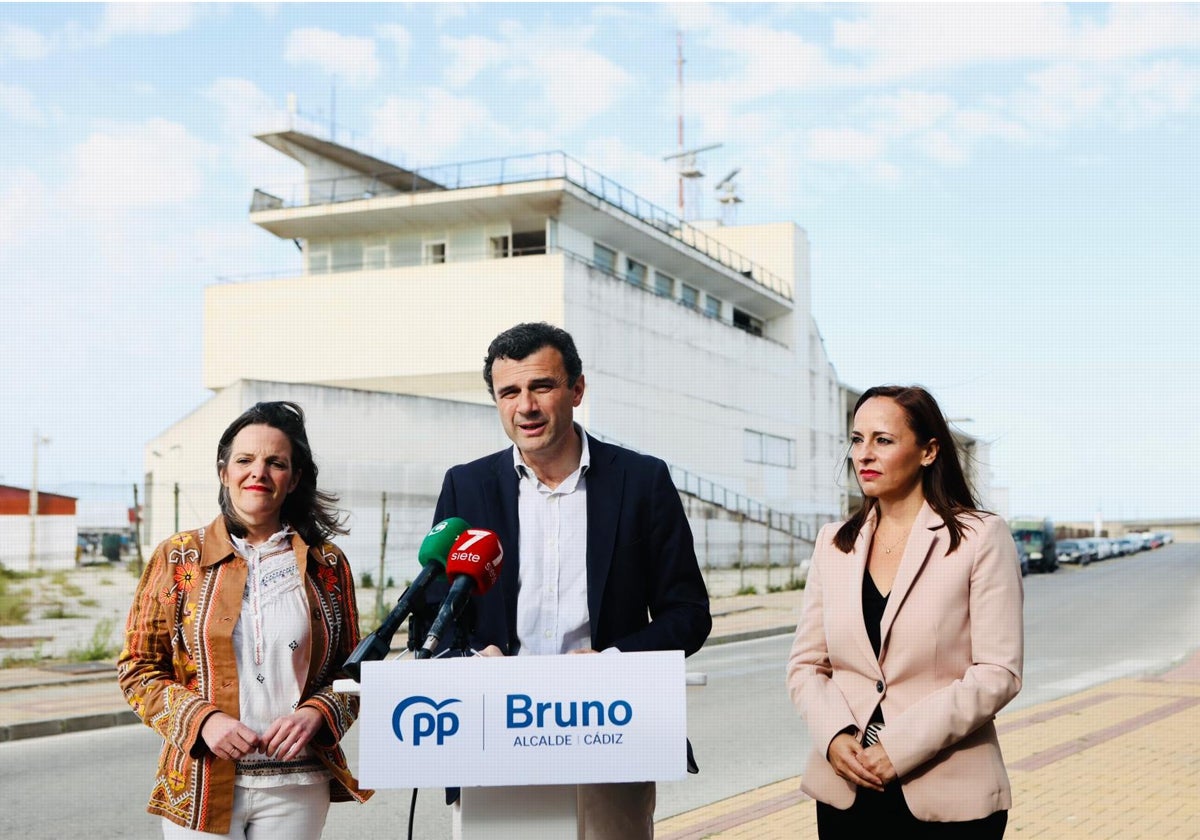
[392,696,462,746]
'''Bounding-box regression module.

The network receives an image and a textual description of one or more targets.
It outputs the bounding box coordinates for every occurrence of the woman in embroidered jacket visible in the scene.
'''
[786,386,1023,837]
[118,401,371,837]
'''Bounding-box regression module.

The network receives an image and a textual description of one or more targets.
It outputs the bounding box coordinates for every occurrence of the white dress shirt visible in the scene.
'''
[512,428,591,656]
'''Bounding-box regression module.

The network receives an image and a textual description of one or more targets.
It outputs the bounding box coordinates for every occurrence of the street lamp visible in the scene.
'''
[29,432,51,571]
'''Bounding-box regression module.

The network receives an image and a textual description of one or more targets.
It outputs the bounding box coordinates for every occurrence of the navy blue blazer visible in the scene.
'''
[430,434,712,657]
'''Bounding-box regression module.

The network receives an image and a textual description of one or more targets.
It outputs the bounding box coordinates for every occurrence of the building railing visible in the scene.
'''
[587,431,818,543]
[251,150,792,302]
[213,244,783,345]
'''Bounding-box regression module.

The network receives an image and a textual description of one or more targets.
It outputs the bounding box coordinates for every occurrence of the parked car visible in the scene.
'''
[1082,537,1112,561]
[1055,539,1094,566]
[1106,537,1127,557]
[1011,518,1058,573]
[1116,536,1142,556]
[1013,540,1030,576]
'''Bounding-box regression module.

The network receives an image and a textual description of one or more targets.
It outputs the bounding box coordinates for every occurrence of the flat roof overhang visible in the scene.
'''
[250,179,793,317]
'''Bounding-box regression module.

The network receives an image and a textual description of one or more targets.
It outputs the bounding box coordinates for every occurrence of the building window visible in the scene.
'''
[364,245,387,271]
[625,258,646,288]
[593,243,616,274]
[653,271,674,298]
[745,430,795,468]
[490,236,511,258]
[308,251,330,275]
[512,230,546,256]
[680,283,699,309]
[704,294,722,319]
[733,308,763,336]
[423,241,446,265]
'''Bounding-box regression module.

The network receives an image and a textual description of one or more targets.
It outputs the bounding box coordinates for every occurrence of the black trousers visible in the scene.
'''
[816,781,1007,838]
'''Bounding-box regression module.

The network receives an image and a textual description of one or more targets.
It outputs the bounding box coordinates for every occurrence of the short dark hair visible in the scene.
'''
[215,401,347,545]
[835,385,982,554]
[482,322,583,397]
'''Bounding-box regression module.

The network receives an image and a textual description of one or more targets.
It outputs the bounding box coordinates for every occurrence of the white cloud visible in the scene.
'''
[0,83,45,125]
[534,46,633,133]
[97,3,196,41]
[954,109,1028,143]
[1018,63,1109,131]
[440,34,508,88]
[873,90,955,138]
[205,77,288,138]
[0,171,48,246]
[64,118,220,211]
[1121,60,1200,121]
[806,128,885,165]
[919,131,968,167]
[376,23,411,66]
[0,21,51,60]
[369,89,545,163]
[439,23,633,133]
[284,27,380,86]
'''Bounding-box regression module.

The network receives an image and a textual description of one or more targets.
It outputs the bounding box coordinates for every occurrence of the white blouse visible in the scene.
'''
[229,529,331,788]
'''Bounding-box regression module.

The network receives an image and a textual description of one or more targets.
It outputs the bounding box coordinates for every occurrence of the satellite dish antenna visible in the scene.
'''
[715,166,742,224]
[716,167,743,205]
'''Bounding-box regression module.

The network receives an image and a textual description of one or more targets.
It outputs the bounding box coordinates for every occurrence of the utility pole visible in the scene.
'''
[29,433,50,571]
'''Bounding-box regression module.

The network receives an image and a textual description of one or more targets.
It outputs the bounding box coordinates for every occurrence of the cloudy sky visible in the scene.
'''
[2,3,1197,522]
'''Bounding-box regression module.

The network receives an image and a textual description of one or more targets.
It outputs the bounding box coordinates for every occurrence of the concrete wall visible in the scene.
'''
[143,380,510,582]
[0,516,76,571]
[203,255,567,393]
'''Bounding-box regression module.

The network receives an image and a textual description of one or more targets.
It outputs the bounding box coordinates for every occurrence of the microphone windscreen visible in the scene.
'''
[417,517,470,571]
[446,529,504,594]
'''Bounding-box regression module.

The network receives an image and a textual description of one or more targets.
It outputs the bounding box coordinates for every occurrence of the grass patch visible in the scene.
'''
[68,618,118,662]
[43,601,84,620]
[78,597,100,607]
[360,572,375,589]
[99,578,114,586]
[735,585,759,596]
[0,579,31,626]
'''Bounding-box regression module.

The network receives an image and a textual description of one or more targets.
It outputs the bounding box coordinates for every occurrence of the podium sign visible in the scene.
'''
[358,651,686,789]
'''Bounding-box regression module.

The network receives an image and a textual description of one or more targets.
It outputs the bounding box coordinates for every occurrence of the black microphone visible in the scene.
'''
[414,528,504,659]
[342,518,469,680]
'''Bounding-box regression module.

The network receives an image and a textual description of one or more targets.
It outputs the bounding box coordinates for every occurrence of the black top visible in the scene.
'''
[863,570,889,726]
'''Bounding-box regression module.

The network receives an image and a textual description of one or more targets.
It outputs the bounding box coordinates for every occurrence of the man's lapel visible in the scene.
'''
[584,437,621,637]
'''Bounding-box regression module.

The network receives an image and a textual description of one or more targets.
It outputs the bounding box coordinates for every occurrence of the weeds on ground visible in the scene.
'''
[361,572,375,589]
[78,597,99,607]
[1,640,47,668]
[43,601,84,620]
[99,578,114,586]
[68,618,118,662]
[736,585,759,596]
[0,575,32,626]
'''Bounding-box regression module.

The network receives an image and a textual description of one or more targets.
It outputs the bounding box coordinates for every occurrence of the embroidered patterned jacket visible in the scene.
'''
[117,516,372,833]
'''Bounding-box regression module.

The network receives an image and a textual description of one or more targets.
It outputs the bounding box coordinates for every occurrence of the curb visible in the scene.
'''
[0,627,800,743]
[0,709,139,743]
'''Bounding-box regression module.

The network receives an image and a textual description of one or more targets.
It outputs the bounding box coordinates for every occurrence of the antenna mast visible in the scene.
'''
[676,30,685,215]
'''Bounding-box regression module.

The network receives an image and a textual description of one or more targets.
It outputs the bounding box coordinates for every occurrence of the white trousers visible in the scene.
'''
[161,783,330,840]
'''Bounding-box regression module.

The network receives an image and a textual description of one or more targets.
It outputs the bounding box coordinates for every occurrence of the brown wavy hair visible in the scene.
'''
[835,385,983,554]
[216,401,347,545]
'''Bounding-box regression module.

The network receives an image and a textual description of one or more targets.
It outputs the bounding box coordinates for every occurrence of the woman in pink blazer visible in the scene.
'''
[787,385,1023,836]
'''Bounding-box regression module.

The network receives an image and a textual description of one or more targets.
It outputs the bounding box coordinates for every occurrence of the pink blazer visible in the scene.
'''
[786,502,1023,822]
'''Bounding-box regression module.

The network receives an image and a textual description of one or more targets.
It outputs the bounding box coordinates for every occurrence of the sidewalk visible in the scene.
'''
[0,588,802,741]
[2,587,1199,837]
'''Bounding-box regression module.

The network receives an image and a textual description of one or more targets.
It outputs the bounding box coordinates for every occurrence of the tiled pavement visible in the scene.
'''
[655,648,1200,839]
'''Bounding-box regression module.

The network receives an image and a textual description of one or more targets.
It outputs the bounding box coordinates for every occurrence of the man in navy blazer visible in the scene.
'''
[431,322,711,837]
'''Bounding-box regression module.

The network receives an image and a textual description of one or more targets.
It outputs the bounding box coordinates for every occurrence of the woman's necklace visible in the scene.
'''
[877,525,913,555]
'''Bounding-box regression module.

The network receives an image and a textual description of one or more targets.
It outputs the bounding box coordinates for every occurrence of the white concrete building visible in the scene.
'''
[144,126,966,581]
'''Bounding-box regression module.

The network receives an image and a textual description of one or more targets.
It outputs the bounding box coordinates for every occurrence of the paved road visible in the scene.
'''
[0,544,1196,838]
